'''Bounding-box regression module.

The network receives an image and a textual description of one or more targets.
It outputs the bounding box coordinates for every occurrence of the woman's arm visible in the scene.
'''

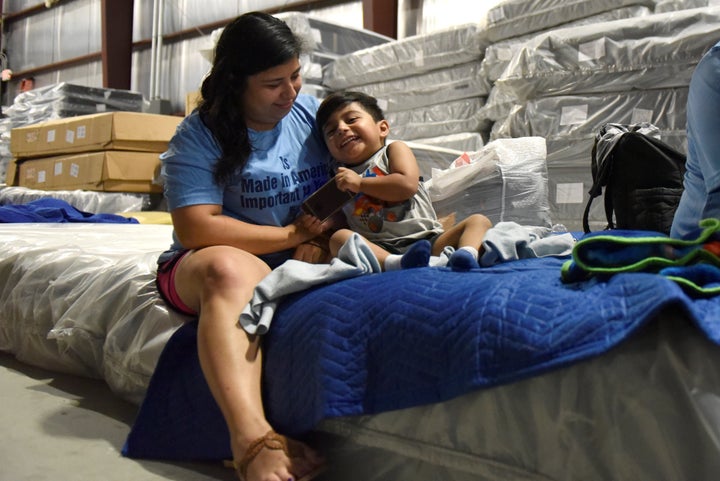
[335,141,419,202]
[171,203,326,255]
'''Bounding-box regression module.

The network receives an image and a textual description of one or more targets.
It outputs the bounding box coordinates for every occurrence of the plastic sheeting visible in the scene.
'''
[426,137,552,227]
[0,185,153,214]
[0,223,184,404]
[385,97,490,141]
[322,23,488,90]
[351,61,491,113]
[493,8,720,102]
[481,0,654,42]
[481,5,653,82]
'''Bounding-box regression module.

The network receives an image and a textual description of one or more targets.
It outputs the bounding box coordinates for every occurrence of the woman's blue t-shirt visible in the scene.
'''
[160,94,332,267]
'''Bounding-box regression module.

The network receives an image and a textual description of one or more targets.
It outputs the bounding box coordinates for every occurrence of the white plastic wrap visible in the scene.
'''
[351,61,491,113]
[494,8,720,102]
[481,5,653,82]
[481,0,654,42]
[426,137,552,227]
[385,97,489,141]
[401,141,465,183]
[0,185,152,213]
[407,132,485,154]
[655,0,716,12]
[316,315,720,480]
[4,82,144,128]
[491,87,689,146]
[322,24,488,90]
[275,11,392,56]
[0,224,185,403]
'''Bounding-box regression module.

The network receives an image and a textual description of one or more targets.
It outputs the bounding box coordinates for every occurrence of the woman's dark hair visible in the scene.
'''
[316,91,385,134]
[198,12,304,185]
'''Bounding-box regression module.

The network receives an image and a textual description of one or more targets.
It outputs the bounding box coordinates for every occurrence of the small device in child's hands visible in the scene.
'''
[301,176,354,222]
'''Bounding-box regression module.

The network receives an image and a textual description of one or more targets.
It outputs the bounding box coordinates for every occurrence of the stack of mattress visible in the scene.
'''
[275,12,392,100]
[322,23,492,152]
[4,82,144,128]
[488,7,720,231]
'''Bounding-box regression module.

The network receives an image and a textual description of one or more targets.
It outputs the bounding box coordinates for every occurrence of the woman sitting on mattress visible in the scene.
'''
[156,12,330,481]
[672,40,720,238]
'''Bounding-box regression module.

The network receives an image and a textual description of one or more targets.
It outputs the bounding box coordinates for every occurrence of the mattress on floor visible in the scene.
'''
[482,0,654,42]
[315,314,720,481]
[322,23,487,90]
[3,223,720,480]
[0,185,154,213]
[494,7,720,101]
[0,223,185,402]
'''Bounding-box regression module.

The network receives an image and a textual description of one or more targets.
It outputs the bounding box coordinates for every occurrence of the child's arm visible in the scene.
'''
[336,141,419,202]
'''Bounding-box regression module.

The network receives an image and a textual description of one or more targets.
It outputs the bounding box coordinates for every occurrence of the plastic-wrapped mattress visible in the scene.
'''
[385,97,489,142]
[491,87,688,147]
[322,23,488,90]
[0,185,154,213]
[351,61,490,113]
[494,7,720,101]
[481,5,653,82]
[482,0,654,42]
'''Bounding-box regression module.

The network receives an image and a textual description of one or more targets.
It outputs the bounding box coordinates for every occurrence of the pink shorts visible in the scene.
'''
[156,250,198,317]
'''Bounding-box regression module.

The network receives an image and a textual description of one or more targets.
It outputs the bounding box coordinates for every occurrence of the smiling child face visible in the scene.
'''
[322,102,389,165]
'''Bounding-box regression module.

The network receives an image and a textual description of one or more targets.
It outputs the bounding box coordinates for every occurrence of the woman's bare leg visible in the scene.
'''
[174,245,320,481]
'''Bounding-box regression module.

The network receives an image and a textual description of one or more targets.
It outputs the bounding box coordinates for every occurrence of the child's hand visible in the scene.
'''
[335,167,362,194]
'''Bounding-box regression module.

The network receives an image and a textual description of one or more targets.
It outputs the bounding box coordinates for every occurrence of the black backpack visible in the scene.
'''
[582,123,687,234]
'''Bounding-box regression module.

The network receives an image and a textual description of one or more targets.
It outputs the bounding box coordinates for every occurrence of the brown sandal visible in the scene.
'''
[224,430,325,481]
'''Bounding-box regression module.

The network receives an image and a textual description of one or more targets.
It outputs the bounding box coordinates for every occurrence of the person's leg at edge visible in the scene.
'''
[173,245,322,481]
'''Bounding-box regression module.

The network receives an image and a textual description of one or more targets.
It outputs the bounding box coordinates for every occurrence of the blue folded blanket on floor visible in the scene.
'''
[123,255,720,462]
[0,198,138,223]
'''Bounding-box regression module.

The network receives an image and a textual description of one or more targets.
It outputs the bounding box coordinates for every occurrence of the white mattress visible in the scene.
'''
[494,7,720,101]
[322,23,487,90]
[481,0,654,42]
[2,222,720,480]
[481,5,653,82]
[385,97,489,142]
[351,61,491,113]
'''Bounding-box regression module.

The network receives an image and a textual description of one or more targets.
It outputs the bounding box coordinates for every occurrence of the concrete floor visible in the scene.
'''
[0,351,235,481]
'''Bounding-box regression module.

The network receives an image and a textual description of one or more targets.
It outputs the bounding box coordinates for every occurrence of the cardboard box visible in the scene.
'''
[17,150,163,193]
[10,111,181,159]
[5,158,18,186]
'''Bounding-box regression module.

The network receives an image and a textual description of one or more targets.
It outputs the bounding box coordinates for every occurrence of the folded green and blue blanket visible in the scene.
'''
[562,218,720,296]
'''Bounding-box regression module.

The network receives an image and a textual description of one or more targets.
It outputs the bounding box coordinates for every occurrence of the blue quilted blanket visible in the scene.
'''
[123,255,720,461]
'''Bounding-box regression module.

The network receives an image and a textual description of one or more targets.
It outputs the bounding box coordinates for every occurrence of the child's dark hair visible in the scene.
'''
[198,12,304,185]
[316,91,385,133]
